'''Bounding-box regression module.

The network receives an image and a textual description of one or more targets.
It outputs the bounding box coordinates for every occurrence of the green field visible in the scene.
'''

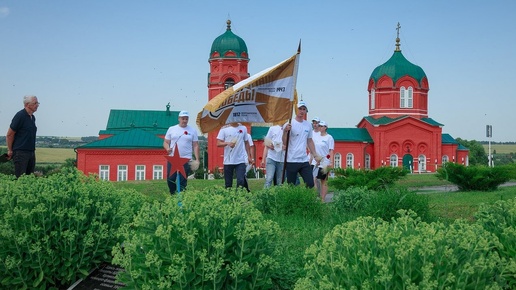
[483,144,516,154]
[0,146,76,164]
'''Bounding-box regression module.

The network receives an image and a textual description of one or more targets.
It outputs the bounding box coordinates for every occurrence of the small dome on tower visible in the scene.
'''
[370,24,426,86]
[210,20,249,59]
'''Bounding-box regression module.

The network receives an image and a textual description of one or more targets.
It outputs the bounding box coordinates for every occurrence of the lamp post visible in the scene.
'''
[487,125,493,167]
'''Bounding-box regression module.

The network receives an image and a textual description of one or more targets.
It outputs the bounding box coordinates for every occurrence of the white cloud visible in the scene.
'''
[0,7,10,18]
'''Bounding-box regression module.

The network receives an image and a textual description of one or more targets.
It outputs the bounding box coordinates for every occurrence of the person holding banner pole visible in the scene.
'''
[282,101,321,188]
[243,132,255,190]
[217,123,253,191]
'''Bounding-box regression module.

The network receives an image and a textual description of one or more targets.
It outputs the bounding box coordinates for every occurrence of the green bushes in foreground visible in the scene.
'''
[113,187,280,289]
[331,186,432,222]
[295,210,509,289]
[0,169,145,289]
[436,162,511,191]
[251,184,325,218]
[3,169,516,289]
[475,198,516,288]
[329,166,408,191]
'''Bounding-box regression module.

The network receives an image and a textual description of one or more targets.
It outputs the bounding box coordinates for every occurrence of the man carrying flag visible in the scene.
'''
[282,101,320,188]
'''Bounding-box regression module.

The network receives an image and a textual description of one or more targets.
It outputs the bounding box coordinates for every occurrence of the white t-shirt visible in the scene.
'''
[284,119,312,163]
[217,124,249,165]
[265,125,284,162]
[311,133,335,168]
[164,125,198,159]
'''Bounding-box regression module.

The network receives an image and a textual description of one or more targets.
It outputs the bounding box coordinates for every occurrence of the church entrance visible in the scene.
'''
[402,154,413,171]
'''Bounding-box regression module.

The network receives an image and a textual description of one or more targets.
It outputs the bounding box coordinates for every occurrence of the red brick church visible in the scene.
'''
[76,21,468,181]
[207,21,468,173]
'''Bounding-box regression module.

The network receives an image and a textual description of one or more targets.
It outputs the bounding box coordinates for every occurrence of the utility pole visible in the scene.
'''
[486,125,493,167]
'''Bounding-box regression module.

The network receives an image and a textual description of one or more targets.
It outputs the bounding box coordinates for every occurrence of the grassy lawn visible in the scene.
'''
[427,187,516,221]
[112,173,516,222]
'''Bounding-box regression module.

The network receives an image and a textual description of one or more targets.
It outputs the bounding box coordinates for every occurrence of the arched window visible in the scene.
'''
[400,87,406,108]
[224,78,235,89]
[418,155,427,172]
[442,155,449,165]
[334,153,342,168]
[365,154,371,170]
[400,86,414,108]
[390,154,398,167]
[370,89,375,110]
[407,87,413,108]
[346,153,354,169]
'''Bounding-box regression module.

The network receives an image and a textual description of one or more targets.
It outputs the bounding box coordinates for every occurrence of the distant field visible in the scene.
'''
[36,147,76,163]
[483,144,516,154]
[0,146,76,164]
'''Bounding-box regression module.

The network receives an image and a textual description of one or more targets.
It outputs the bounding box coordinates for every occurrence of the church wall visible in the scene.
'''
[77,149,167,181]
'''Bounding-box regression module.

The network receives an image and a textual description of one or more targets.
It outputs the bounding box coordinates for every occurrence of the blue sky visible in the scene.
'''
[1,0,515,142]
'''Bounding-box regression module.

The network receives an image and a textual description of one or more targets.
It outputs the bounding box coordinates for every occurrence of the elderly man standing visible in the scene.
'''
[282,101,320,188]
[6,95,39,178]
[163,110,200,194]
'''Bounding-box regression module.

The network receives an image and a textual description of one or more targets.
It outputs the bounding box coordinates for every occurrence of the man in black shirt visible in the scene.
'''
[6,95,39,177]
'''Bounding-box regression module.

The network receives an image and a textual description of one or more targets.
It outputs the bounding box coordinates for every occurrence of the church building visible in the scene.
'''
[75,20,468,181]
[208,21,468,173]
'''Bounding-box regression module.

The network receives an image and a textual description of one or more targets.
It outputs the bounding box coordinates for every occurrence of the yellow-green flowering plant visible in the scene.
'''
[295,210,505,289]
[0,168,144,289]
[475,198,516,288]
[113,187,280,289]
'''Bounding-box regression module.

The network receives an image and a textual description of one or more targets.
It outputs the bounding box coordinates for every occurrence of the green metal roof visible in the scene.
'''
[77,129,164,149]
[98,128,168,136]
[250,126,373,143]
[327,128,373,142]
[363,116,443,127]
[105,109,178,131]
[370,50,426,85]
[421,118,444,127]
[441,133,459,144]
[210,21,248,59]
[250,126,269,140]
[442,134,469,151]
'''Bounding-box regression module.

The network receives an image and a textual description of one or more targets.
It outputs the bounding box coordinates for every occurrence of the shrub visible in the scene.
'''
[113,187,280,289]
[329,167,408,191]
[475,198,516,288]
[330,186,376,214]
[330,186,432,222]
[365,187,432,222]
[252,184,325,219]
[295,210,505,289]
[436,162,511,191]
[0,168,145,289]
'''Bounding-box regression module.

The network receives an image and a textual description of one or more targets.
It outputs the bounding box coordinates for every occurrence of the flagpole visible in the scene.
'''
[281,41,301,184]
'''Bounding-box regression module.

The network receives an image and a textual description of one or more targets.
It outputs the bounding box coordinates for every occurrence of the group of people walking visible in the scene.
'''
[6,95,333,201]
[164,101,334,201]
[262,101,335,201]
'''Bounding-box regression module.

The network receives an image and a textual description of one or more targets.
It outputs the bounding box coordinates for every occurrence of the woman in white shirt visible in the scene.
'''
[311,120,334,202]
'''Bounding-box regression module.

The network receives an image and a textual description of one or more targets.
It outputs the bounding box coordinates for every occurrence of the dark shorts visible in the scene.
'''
[316,168,328,180]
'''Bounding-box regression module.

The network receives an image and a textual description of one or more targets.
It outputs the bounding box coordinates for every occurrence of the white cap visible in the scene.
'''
[318,120,328,127]
[297,101,308,109]
[178,110,189,117]
[311,116,320,122]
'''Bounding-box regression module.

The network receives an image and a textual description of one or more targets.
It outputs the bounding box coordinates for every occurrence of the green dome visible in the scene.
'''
[210,20,248,59]
[370,50,426,85]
